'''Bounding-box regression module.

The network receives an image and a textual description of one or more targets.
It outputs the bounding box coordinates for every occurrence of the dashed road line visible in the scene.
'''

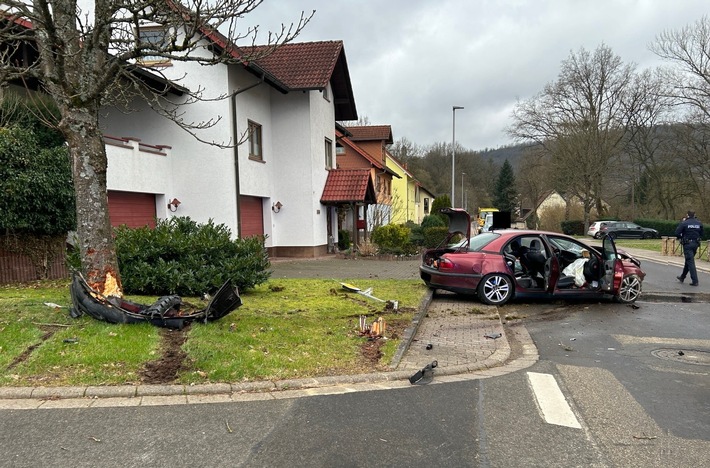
[527,371,581,429]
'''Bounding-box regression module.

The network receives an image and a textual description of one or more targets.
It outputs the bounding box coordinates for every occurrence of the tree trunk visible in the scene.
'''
[61,107,123,296]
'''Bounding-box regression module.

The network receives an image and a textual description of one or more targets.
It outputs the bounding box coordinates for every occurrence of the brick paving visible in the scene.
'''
[397,292,509,372]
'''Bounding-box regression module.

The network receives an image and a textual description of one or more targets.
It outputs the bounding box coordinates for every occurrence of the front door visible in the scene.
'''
[601,235,619,292]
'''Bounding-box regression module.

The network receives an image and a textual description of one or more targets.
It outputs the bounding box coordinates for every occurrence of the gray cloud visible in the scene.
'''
[242,0,707,150]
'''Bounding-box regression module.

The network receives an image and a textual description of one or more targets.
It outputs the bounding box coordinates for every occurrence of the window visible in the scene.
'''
[138,27,169,65]
[424,197,430,214]
[324,138,333,169]
[335,144,345,155]
[248,121,263,160]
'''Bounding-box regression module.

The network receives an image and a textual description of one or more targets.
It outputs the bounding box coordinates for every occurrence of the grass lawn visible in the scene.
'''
[613,239,663,253]
[0,278,427,387]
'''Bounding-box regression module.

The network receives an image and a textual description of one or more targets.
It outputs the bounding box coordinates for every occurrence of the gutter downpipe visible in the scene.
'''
[231,76,264,238]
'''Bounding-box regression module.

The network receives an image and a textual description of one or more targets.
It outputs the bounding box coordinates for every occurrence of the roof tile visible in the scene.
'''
[321,169,375,203]
[345,125,393,143]
[248,41,344,90]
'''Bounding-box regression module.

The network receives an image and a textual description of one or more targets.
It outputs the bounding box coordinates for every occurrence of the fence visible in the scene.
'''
[661,237,709,261]
[0,246,69,284]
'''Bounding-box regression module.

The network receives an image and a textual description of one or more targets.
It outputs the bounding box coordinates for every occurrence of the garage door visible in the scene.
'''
[108,191,157,228]
[239,196,264,237]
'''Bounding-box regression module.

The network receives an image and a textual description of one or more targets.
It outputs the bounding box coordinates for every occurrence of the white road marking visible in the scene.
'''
[527,372,581,429]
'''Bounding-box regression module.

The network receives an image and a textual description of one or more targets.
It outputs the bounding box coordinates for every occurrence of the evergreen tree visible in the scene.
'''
[493,160,518,213]
[430,195,452,224]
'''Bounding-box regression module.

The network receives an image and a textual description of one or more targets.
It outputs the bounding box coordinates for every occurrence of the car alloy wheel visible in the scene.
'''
[478,273,514,305]
[616,274,642,303]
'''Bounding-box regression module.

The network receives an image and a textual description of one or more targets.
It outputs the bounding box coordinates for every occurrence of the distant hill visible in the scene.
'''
[477,143,532,169]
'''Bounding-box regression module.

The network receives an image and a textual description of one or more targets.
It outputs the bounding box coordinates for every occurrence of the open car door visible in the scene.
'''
[601,235,619,292]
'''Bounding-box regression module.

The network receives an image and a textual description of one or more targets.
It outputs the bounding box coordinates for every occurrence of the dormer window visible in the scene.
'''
[138,27,170,66]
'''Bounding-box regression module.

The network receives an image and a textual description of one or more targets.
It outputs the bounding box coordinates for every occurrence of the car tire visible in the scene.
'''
[642,232,653,239]
[477,273,514,306]
[607,232,617,240]
[616,274,642,303]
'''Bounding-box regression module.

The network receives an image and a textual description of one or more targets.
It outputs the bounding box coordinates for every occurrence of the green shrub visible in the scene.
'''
[405,221,424,247]
[114,217,270,295]
[430,196,451,225]
[634,218,696,238]
[560,220,584,235]
[423,226,449,248]
[421,214,446,229]
[371,223,415,255]
[337,229,351,251]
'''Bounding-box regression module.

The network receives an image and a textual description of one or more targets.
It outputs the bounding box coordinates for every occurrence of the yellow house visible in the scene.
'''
[386,152,435,224]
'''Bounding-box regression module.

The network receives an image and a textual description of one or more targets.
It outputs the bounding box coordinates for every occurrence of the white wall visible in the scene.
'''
[102,56,337,252]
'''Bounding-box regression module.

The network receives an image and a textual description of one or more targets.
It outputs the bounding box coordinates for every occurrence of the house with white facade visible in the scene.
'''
[101,38,358,257]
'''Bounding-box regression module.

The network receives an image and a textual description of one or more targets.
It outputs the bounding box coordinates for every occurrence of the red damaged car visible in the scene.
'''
[420,209,646,305]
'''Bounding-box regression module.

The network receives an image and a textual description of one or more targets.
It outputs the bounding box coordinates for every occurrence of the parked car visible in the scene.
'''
[602,221,659,239]
[587,220,615,238]
[420,209,646,306]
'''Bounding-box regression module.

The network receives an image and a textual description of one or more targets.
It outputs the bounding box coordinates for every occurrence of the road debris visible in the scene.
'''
[409,360,438,385]
[484,332,502,339]
[341,282,386,302]
[359,316,386,337]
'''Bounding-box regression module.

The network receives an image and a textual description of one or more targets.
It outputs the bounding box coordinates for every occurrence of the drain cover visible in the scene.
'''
[652,348,710,366]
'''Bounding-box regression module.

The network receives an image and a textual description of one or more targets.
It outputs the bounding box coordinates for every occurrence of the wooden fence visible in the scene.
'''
[0,246,69,284]
[661,237,709,261]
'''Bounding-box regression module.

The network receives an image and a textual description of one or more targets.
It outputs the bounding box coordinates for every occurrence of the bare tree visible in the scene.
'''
[0,1,311,294]
[651,16,710,218]
[651,16,710,119]
[516,145,549,228]
[509,45,635,231]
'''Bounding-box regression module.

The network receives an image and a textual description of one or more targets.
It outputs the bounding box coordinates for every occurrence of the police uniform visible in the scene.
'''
[675,213,704,286]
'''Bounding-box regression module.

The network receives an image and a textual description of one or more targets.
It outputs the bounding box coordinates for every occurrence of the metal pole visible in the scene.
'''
[451,106,464,206]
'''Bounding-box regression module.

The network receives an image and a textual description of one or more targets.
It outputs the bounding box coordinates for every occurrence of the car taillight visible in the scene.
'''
[437,258,455,270]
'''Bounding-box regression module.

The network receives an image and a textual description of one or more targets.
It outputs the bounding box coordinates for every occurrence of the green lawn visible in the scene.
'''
[0,278,426,387]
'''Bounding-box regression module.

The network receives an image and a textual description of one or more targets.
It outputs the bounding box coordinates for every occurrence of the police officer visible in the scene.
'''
[675,210,704,286]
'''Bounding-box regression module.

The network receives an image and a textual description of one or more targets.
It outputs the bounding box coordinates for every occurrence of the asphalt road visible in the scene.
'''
[1,259,709,467]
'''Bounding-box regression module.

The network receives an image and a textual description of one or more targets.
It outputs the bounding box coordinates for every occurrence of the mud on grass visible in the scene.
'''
[139,326,190,384]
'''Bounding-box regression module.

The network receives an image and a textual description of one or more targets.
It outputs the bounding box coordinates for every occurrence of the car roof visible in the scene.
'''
[488,228,570,237]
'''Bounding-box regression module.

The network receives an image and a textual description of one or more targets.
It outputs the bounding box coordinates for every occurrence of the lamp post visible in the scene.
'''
[461,172,466,208]
[451,106,464,206]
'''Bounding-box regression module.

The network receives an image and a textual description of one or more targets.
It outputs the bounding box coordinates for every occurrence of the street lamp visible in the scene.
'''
[461,172,466,208]
[451,106,464,206]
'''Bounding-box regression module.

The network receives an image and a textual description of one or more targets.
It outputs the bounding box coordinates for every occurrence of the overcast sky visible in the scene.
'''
[239,0,708,151]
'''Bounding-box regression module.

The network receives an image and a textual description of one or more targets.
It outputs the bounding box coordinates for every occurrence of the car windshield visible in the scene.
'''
[547,236,586,255]
[451,232,500,251]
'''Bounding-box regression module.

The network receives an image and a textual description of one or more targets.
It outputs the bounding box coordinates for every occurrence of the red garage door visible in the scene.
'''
[108,191,157,228]
[239,196,264,237]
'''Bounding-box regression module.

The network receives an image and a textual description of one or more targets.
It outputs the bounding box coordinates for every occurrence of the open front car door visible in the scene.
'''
[601,235,621,293]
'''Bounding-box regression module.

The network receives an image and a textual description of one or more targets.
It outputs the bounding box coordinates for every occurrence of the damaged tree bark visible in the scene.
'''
[61,109,122,294]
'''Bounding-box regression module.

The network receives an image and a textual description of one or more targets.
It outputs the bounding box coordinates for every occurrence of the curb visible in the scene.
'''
[389,288,434,369]
[0,289,513,402]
